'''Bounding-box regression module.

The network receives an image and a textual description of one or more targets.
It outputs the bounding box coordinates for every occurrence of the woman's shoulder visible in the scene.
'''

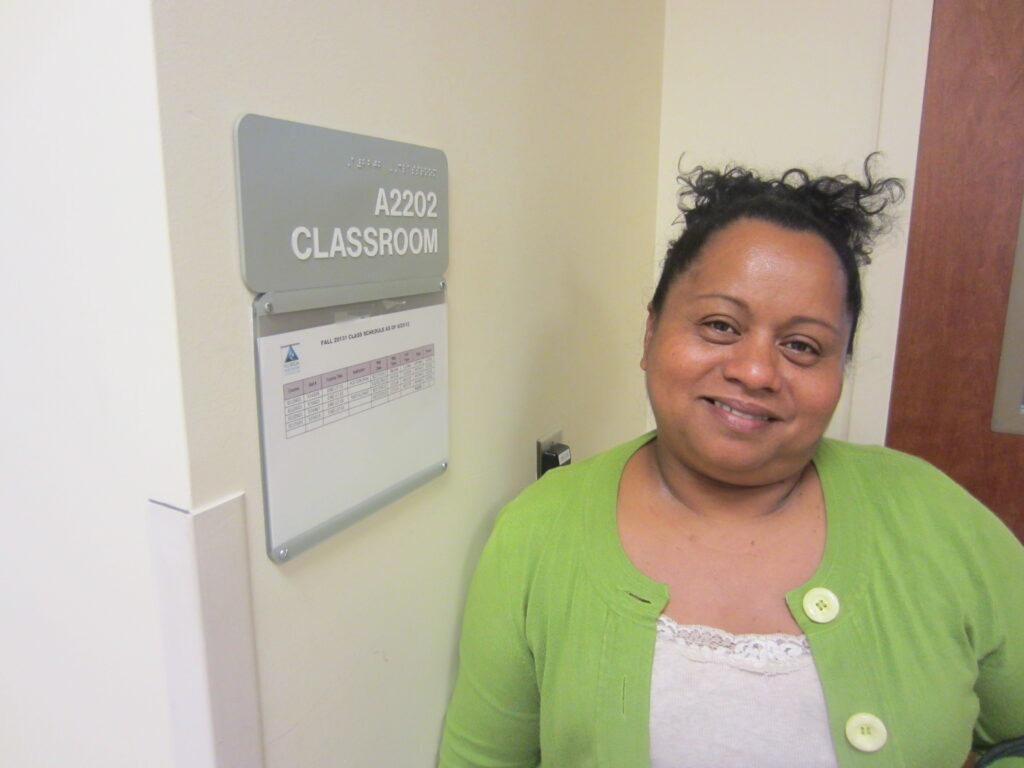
[817,438,972,499]
[818,437,945,473]
[486,432,653,555]
[817,438,1023,557]
[498,432,653,520]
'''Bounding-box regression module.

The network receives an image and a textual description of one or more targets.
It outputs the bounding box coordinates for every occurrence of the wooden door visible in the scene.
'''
[887,0,1024,541]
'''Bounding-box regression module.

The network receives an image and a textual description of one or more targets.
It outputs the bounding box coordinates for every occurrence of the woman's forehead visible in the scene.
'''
[671,220,850,319]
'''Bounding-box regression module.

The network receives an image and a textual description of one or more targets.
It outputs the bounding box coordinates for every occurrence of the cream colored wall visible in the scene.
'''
[151,1,664,765]
[654,0,933,444]
[0,2,188,767]
[3,2,934,765]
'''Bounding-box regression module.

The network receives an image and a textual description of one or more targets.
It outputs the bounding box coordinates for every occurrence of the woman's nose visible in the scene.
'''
[722,336,782,392]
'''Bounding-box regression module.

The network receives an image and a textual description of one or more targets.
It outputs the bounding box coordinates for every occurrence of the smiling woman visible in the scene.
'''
[641,219,850,488]
[440,161,1024,768]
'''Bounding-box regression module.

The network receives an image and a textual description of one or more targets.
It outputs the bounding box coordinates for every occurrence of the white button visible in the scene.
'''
[845,712,887,752]
[803,587,840,623]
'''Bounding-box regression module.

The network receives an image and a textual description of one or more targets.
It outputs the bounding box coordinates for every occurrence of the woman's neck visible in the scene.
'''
[645,441,813,524]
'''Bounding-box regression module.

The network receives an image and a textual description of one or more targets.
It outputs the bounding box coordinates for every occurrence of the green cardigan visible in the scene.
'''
[440,434,1024,768]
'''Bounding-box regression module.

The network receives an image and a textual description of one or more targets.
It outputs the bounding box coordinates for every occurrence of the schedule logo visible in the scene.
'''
[282,344,300,377]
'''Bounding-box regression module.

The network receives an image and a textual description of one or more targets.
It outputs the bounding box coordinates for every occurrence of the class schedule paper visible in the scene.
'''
[256,302,448,554]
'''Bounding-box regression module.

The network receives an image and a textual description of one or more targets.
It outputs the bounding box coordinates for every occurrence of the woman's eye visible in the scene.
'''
[704,320,736,334]
[783,339,820,356]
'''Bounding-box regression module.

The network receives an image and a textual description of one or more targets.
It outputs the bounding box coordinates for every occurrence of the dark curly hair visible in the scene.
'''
[651,155,905,353]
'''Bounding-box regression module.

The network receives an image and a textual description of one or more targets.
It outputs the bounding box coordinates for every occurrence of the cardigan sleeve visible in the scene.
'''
[439,513,540,768]
[970,502,1024,765]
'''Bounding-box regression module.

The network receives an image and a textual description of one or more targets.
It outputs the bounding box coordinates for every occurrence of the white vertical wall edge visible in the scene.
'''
[846,0,935,444]
[148,494,265,768]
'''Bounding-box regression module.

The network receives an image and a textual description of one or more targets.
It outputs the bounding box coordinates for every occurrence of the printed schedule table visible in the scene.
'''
[283,344,435,438]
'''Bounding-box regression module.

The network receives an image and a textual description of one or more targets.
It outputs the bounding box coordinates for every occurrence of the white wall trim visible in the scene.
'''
[845,0,935,444]
[149,493,265,768]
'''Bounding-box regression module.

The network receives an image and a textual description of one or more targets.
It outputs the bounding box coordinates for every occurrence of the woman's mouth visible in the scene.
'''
[705,398,779,422]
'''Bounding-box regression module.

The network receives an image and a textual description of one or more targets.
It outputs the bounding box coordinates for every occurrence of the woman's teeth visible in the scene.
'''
[712,400,770,421]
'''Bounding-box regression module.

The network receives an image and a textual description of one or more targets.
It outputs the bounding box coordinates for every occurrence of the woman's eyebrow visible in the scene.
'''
[694,293,747,307]
[694,294,840,335]
[786,315,840,335]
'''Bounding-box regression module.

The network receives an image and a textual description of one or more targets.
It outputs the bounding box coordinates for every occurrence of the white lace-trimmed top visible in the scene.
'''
[650,615,838,768]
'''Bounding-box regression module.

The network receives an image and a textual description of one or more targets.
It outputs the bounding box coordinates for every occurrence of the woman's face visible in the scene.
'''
[642,218,852,487]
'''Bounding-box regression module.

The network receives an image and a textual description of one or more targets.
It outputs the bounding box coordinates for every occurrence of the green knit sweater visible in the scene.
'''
[440,434,1024,768]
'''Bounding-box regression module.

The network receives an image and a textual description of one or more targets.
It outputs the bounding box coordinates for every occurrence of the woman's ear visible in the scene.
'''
[641,303,655,371]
